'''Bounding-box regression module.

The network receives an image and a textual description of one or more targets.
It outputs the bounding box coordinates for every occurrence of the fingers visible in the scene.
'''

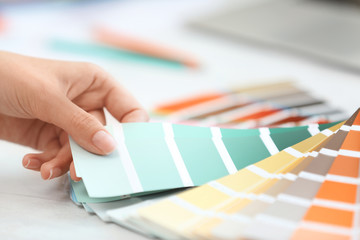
[63,63,148,123]
[38,144,81,181]
[40,94,116,155]
[23,131,82,181]
[31,62,147,157]
[88,109,106,125]
[22,138,61,171]
[40,142,73,180]
[104,82,149,123]
[23,140,73,180]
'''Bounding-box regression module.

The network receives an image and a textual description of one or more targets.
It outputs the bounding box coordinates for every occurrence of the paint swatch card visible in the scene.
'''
[70,122,337,201]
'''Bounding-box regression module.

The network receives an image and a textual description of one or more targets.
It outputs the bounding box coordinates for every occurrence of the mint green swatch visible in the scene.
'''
[71,178,173,203]
[172,124,213,138]
[272,130,312,151]
[175,138,229,185]
[220,128,260,137]
[122,122,165,138]
[125,138,183,191]
[319,122,340,130]
[223,136,270,169]
[71,176,127,203]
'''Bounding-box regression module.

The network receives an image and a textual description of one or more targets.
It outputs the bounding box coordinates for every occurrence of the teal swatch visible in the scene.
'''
[319,122,340,131]
[221,128,260,137]
[125,138,184,191]
[223,136,270,170]
[269,125,308,134]
[71,176,127,203]
[71,179,173,203]
[175,138,229,185]
[172,124,213,138]
[272,130,312,151]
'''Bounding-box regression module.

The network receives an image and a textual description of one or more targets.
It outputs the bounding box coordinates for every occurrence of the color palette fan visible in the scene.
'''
[69,120,345,238]
[129,109,360,240]
[67,81,355,239]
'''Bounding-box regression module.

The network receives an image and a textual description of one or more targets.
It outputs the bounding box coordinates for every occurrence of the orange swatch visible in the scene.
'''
[269,116,307,126]
[353,113,360,125]
[341,130,360,152]
[328,155,359,178]
[304,206,353,228]
[316,181,357,203]
[231,108,280,122]
[154,93,225,114]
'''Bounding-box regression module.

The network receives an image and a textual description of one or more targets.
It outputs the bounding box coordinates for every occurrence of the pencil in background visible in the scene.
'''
[94,28,200,69]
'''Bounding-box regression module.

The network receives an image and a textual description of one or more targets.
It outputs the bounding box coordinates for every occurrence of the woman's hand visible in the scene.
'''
[0,51,148,181]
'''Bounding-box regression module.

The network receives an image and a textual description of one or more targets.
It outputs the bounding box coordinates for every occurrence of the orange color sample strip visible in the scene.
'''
[231,108,280,122]
[341,130,360,151]
[353,114,360,125]
[316,181,357,203]
[154,93,225,114]
[303,206,354,228]
[269,116,307,126]
[328,155,359,178]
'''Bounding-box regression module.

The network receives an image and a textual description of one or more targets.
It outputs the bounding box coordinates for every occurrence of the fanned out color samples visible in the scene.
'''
[132,110,360,240]
[152,82,346,128]
[134,125,340,239]
[67,81,353,239]
[70,122,337,201]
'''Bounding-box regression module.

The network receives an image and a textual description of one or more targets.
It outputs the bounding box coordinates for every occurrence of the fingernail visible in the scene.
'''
[24,158,41,169]
[92,130,116,154]
[47,168,62,180]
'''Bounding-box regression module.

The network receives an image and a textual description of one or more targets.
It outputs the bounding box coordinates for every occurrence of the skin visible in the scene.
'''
[0,51,148,181]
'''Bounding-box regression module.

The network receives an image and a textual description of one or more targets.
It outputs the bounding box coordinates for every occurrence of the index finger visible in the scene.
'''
[104,81,149,123]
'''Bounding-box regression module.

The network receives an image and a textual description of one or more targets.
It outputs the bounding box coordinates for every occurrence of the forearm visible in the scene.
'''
[0,114,3,140]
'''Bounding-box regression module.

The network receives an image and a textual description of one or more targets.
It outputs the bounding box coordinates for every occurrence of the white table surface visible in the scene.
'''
[0,0,359,239]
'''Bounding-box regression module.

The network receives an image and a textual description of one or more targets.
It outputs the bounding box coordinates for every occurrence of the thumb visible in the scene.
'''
[39,95,116,155]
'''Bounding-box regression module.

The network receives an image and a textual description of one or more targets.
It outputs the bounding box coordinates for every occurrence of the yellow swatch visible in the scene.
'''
[178,185,231,210]
[217,169,266,193]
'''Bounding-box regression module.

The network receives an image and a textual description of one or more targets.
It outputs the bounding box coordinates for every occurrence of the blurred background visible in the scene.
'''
[1,0,360,114]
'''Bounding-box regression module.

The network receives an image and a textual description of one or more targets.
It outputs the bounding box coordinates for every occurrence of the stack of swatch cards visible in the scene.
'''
[68,81,358,239]
[151,81,345,128]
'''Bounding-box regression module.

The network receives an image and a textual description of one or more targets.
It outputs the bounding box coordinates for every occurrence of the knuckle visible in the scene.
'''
[70,111,97,131]
[80,62,111,85]
[82,62,105,77]
[81,62,100,71]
